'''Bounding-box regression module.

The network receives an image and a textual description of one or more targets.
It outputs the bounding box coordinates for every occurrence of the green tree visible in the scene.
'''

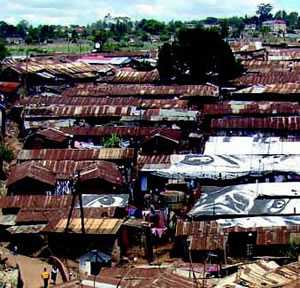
[158,43,174,81]
[256,3,273,23]
[0,40,9,61]
[287,12,299,29]
[104,134,121,148]
[0,144,14,179]
[260,25,271,38]
[274,10,287,20]
[158,28,243,83]
[220,19,229,38]
[93,30,111,51]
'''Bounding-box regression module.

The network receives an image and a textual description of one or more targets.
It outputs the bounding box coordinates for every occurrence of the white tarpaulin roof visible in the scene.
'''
[189,182,300,218]
[218,215,300,229]
[205,136,300,155]
[147,154,300,180]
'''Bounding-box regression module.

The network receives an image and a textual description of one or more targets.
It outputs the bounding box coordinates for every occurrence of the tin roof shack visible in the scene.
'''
[215,261,300,288]
[231,72,300,88]
[80,266,196,288]
[45,217,124,262]
[16,148,134,193]
[142,154,300,186]
[230,83,300,101]
[183,182,300,260]
[24,128,72,149]
[230,41,267,60]
[61,127,182,154]
[204,136,300,155]
[2,61,99,92]
[62,83,219,102]
[7,159,125,195]
[0,195,72,253]
[203,101,300,136]
[21,96,189,110]
[7,162,56,195]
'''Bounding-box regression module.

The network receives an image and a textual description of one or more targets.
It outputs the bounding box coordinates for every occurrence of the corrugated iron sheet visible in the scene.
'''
[176,220,300,249]
[211,116,300,130]
[8,160,123,185]
[16,207,117,224]
[35,128,71,143]
[0,195,72,209]
[34,160,114,179]
[232,73,300,86]
[79,162,123,185]
[20,96,188,109]
[233,83,300,94]
[242,60,300,73]
[61,127,182,140]
[53,218,123,234]
[24,105,135,118]
[106,69,160,84]
[7,161,56,187]
[268,48,300,60]
[17,148,135,161]
[137,155,171,170]
[203,101,300,116]
[62,83,219,98]
[6,61,98,79]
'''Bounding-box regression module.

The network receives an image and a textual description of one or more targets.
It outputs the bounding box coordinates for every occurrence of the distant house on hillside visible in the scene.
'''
[244,24,257,32]
[5,37,24,45]
[262,20,287,34]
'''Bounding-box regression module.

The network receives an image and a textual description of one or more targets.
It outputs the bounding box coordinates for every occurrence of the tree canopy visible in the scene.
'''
[158,28,243,83]
[0,40,9,61]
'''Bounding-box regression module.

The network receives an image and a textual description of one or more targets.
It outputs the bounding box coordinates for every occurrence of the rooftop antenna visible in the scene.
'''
[65,170,85,234]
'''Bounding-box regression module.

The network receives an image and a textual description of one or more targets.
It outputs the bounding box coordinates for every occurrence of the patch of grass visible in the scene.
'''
[8,42,93,56]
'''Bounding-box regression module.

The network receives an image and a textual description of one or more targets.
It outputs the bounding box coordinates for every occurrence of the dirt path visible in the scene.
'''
[2,249,63,288]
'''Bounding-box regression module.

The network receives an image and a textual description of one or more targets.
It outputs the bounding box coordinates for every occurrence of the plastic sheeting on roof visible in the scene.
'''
[188,182,300,218]
[205,136,300,155]
[146,154,300,180]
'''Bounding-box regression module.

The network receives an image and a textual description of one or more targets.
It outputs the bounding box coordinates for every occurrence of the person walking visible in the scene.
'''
[51,265,59,285]
[41,267,50,288]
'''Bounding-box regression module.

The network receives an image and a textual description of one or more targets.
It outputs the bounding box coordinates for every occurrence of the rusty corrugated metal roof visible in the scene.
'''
[8,160,124,184]
[137,154,171,170]
[7,161,56,187]
[203,101,300,116]
[53,218,123,234]
[24,105,135,118]
[79,162,123,186]
[232,73,300,86]
[0,195,72,209]
[6,61,98,79]
[16,207,117,224]
[61,127,181,140]
[35,128,71,143]
[176,220,300,249]
[105,69,160,84]
[17,148,135,161]
[233,83,300,94]
[211,116,300,130]
[20,96,188,109]
[62,83,219,98]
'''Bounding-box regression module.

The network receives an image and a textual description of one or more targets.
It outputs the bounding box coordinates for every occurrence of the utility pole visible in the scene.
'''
[65,171,85,234]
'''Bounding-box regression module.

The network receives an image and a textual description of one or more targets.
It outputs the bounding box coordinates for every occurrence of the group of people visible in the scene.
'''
[41,266,58,288]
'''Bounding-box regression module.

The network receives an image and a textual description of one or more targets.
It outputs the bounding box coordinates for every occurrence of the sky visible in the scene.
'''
[0,0,300,26]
